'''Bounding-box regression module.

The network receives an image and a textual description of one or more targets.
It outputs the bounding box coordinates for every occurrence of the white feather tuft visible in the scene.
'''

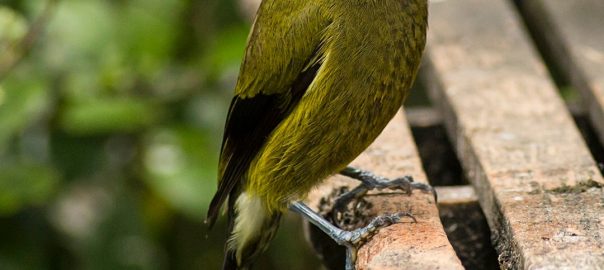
[227,192,268,262]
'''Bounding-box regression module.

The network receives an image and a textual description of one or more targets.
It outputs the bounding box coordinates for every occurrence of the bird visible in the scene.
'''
[206,0,428,269]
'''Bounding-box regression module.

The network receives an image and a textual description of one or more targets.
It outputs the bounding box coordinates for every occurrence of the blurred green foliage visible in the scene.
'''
[0,0,321,269]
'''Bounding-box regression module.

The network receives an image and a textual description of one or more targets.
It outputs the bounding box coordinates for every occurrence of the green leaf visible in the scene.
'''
[0,81,49,151]
[59,98,161,135]
[0,162,59,215]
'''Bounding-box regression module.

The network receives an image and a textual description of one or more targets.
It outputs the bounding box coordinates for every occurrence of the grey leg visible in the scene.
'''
[289,201,413,270]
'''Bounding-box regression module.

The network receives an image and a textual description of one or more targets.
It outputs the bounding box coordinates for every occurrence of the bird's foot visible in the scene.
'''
[334,166,435,221]
[340,212,415,269]
[289,202,415,270]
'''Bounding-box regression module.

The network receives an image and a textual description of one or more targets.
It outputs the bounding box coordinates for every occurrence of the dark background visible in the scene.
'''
[0,0,323,269]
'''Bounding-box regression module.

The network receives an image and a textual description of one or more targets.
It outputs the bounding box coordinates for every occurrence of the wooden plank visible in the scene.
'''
[423,0,604,269]
[305,111,463,270]
[515,0,604,148]
[436,186,499,270]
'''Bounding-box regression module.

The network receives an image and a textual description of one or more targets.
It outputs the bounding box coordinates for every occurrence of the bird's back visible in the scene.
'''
[246,0,428,211]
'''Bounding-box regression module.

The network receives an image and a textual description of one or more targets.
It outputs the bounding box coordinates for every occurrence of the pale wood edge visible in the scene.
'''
[435,185,478,205]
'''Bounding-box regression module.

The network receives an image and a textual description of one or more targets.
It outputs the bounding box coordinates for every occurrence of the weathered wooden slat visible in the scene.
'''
[424,0,604,269]
[515,0,604,148]
[436,185,499,270]
[305,111,463,270]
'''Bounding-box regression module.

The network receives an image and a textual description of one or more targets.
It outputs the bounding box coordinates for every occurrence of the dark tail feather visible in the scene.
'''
[222,249,239,270]
[222,189,239,270]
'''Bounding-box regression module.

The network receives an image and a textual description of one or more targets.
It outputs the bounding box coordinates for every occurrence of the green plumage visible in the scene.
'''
[208,0,428,269]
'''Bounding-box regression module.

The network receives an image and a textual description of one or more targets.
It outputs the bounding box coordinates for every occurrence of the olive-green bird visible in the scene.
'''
[206,0,429,269]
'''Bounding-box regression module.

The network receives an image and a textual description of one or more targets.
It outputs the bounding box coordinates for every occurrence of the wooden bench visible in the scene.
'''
[302,0,604,269]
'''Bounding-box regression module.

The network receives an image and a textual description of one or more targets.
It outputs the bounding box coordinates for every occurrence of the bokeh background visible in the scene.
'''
[0,0,323,269]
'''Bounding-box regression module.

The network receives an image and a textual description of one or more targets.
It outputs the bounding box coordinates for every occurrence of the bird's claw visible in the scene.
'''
[335,212,415,265]
[332,172,435,221]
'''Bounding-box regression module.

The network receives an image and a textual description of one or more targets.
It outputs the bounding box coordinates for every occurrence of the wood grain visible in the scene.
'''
[304,111,463,270]
[515,0,604,150]
[423,0,604,268]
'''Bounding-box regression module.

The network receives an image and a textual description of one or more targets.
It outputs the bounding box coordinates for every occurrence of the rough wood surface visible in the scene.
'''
[515,0,604,150]
[424,0,604,269]
[305,111,463,270]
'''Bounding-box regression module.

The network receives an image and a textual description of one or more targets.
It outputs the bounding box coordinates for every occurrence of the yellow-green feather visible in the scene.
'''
[234,0,329,98]
[246,0,427,211]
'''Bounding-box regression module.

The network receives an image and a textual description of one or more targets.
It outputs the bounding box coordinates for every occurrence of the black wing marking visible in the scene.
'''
[206,62,321,227]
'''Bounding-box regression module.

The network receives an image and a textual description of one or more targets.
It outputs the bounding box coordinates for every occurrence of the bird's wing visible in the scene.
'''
[206,2,329,226]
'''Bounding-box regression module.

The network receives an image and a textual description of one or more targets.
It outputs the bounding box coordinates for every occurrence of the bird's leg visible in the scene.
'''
[334,166,435,221]
[289,201,414,270]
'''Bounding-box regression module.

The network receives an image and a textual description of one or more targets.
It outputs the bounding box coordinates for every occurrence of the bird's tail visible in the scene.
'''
[223,192,282,270]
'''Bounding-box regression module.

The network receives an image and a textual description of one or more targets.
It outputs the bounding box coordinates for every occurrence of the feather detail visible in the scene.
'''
[207,61,322,227]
